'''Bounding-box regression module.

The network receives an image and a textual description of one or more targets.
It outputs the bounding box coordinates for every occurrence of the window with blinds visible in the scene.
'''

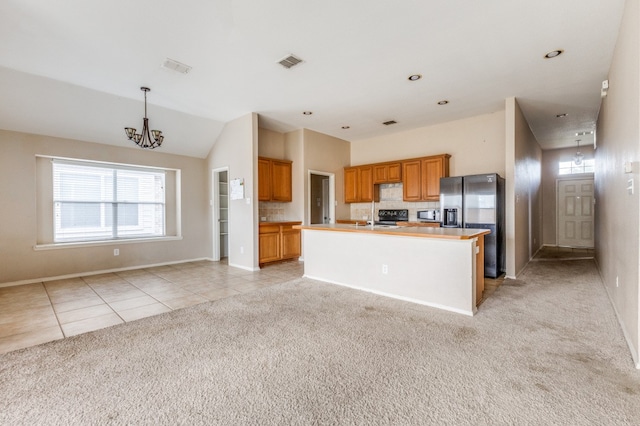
[52,160,166,242]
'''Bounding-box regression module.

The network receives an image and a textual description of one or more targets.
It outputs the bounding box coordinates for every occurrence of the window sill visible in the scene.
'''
[34,236,183,251]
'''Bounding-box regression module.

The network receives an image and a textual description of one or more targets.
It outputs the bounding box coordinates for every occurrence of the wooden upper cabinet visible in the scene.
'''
[258,158,271,201]
[402,160,422,201]
[359,166,374,202]
[402,154,450,201]
[258,157,292,202]
[344,166,377,203]
[373,162,401,184]
[271,160,292,201]
[388,163,402,182]
[344,167,359,203]
[346,154,448,203]
[422,157,444,201]
[373,164,388,183]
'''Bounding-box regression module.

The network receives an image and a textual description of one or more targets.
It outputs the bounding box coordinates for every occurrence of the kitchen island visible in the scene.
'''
[295,224,490,316]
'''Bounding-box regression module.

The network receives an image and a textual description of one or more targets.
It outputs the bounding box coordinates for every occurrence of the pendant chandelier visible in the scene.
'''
[124,87,164,149]
[574,139,583,165]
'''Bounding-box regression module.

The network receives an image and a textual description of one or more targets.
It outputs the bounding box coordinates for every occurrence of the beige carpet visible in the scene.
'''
[1,259,639,425]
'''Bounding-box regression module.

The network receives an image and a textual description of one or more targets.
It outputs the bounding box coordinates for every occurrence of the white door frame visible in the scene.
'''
[556,176,595,247]
[308,170,335,225]
[212,166,229,261]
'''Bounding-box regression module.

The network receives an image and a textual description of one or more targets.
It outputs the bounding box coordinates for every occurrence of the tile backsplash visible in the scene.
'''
[259,202,285,222]
[350,183,439,222]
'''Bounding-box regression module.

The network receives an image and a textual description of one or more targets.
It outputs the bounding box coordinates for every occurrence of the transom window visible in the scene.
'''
[52,160,166,243]
[559,159,595,175]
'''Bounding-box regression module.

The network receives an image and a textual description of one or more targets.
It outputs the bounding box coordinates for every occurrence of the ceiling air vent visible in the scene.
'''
[278,54,303,69]
[162,58,192,74]
[382,120,397,126]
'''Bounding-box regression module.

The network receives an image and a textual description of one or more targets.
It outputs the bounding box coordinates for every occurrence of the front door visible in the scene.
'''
[557,178,594,247]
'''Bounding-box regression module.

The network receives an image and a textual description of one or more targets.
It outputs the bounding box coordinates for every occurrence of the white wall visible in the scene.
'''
[258,127,286,159]
[207,113,259,271]
[505,97,542,278]
[595,0,640,368]
[302,129,351,224]
[0,129,209,285]
[350,111,506,177]
[284,129,305,222]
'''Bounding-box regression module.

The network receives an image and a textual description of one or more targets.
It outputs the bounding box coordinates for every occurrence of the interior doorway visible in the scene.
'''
[557,177,594,248]
[309,171,335,224]
[212,167,229,260]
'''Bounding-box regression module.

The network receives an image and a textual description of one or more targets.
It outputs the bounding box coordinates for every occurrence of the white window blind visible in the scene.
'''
[52,160,166,243]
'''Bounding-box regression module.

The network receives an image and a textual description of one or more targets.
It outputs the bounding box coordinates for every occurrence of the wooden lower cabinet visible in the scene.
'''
[259,222,301,267]
[258,225,281,264]
[281,225,301,259]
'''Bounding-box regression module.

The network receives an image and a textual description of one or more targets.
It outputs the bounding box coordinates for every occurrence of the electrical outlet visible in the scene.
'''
[382,264,388,274]
[113,249,119,256]
[240,246,244,254]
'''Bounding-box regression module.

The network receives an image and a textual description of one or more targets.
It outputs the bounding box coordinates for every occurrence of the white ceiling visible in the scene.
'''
[0,0,626,158]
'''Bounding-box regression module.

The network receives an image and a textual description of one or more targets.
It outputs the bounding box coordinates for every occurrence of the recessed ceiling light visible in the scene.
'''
[544,49,564,59]
[408,74,422,81]
[437,100,449,105]
[556,113,568,118]
[302,111,313,115]
[341,126,350,129]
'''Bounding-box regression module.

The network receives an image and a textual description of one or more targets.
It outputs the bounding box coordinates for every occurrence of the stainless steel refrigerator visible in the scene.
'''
[440,173,505,278]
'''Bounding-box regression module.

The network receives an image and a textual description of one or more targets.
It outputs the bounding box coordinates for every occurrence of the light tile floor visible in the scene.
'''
[0,259,303,355]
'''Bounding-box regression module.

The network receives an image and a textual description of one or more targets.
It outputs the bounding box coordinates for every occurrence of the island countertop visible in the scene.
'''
[294,223,490,240]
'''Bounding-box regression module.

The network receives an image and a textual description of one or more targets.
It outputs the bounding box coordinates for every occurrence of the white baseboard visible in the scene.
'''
[228,262,260,272]
[594,260,640,369]
[0,257,216,289]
